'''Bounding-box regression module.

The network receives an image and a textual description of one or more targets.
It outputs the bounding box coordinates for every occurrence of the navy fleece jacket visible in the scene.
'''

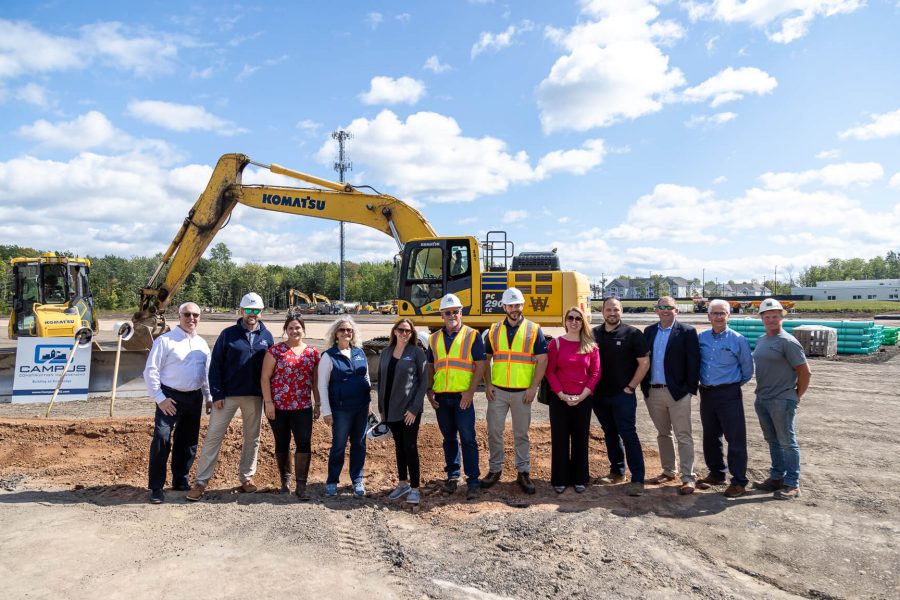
[209,318,274,400]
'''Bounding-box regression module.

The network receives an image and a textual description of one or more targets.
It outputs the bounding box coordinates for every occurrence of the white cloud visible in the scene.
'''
[471,20,534,58]
[607,184,723,243]
[705,35,719,53]
[14,83,52,108]
[684,112,737,128]
[681,67,777,107]
[423,55,451,73]
[815,149,840,160]
[685,0,865,44]
[314,110,604,203]
[888,173,900,189]
[536,1,686,132]
[0,19,85,79]
[296,119,321,132]
[80,22,180,77]
[126,100,246,135]
[759,162,884,189]
[503,210,528,224]
[838,109,900,141]
[366,12,384,29]
[359,76,426,105]
[395,13,411,24]
[17,111,124,150]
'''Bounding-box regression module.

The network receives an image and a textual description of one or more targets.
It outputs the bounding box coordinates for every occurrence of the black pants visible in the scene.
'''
[549,395,593,487]
[699,384,749,486]
[387,414,421,488]
[268,407,313,453]
[148,386,203,490]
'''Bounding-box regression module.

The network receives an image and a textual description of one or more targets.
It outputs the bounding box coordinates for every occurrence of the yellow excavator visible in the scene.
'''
[287,289,314,314]
[126,153,591,350]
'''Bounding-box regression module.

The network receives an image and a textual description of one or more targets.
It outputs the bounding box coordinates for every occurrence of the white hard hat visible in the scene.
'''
[240,292,264,309]
[758,298,785,314]
[439,293,463,310]
[364,412,392,442]
[501,287,525,305]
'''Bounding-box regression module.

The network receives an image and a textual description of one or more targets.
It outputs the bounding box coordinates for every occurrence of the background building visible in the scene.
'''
[791,279,900,301]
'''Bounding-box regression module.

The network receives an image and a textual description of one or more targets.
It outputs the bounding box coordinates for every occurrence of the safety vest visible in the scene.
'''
[429,325,477,393]
[489,319,538,388]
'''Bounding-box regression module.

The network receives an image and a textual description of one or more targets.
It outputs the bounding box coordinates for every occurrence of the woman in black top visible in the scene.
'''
[377,318,428,505]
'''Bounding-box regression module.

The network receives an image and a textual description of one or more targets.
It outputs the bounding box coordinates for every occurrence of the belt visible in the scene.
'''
[650,384,667,388]
[699,382,739,390]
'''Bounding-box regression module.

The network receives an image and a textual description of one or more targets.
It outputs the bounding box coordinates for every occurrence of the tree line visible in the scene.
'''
[0,243,396,313]
[797,251,900,286]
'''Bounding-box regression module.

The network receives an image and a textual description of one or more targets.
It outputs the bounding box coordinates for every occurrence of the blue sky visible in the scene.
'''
[1,0,899,289]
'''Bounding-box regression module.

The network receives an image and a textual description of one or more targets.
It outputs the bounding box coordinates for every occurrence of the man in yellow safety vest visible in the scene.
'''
[482,287,548,494]
[426,293,487,501]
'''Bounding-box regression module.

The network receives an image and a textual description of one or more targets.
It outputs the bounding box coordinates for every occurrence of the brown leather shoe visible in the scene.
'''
[597,473,626,485]
[724,484,746,498]
[241,479,258,493]
[696,475,727,490]
[185,483,205,502]
[754,478,784,492]
[480,471,502,489]
[517,472,536,495]
[774,486,800,500]
[678,481,696,495]
[648,473,678,485]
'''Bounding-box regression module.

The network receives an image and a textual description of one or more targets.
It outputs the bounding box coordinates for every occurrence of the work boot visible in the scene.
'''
[480,470,502,489]
[517,472,536,495]
[275,452,291,495]
[753,478,785,492]
[185,482,205,502]
[294,452,311,501]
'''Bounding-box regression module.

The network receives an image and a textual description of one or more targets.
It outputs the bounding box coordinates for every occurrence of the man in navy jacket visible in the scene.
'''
[640,296,700,495]
[187,292,274,500]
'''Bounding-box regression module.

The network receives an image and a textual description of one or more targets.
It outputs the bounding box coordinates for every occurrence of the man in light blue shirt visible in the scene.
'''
[696,299,753,498]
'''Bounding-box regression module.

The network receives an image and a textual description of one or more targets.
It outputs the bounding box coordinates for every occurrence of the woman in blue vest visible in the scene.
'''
[317,317,371,497]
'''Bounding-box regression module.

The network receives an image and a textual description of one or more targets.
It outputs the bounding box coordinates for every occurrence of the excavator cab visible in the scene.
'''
[8,254,97,339]
[399,237,475,313]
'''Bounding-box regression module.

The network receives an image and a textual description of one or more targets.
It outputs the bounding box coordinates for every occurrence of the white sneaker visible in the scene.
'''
[388,482,411,500]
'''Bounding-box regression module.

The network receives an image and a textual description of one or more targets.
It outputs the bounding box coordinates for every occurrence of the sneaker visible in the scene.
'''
[754,478,785,492]
[406,488,421,505]
[626,482,644,497]
[185,483,205,502]
[724,484,747,498]
[149,489,164,504]
[517,472,536,495]
[325,483,338,497]
[554,485,566,494]
[388,482,411,500]
[441,478,459,495]
[774,486,800,500]
[466,485,481,501]
[647,473,677,485]
[574,484,586,494]
[480,471,502,489]
[353,480,366,497]
[597,473,626,485]
[696,475,727,490]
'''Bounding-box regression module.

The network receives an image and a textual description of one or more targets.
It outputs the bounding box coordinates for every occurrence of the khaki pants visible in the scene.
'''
[645,387,695,482]
[194,395,262,486]
[486,388,532,473]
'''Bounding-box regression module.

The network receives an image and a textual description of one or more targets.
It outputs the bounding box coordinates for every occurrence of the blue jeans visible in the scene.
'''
[754,396,800,488]
[327,404,368,485]
[434,393,480,486]
[592,391,645,483]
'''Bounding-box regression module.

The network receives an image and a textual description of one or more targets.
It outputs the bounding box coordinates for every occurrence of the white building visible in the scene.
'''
[791,279,900,301]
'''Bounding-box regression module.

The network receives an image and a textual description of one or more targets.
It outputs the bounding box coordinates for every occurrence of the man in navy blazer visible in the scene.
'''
[640,296,700,495]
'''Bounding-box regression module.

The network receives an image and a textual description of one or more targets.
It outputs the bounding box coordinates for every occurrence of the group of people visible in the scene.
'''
[143,288,811,506]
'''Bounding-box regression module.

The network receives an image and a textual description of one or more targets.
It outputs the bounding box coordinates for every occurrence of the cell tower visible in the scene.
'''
[332,130,352,301]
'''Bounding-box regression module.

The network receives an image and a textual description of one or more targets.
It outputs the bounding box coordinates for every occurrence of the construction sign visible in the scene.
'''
[12,337,92,403]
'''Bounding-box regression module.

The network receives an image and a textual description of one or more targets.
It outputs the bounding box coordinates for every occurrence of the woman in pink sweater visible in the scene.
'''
[546,305,600,493]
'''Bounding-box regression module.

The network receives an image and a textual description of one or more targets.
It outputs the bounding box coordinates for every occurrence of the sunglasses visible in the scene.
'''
[566,315,583,322]
[656,305,676,311]
[180,312,200,319]
[441,310,460,316]
[709,311,728,316]
[243,308,262,315]
[395,328,413,335]
[337,327,353,333]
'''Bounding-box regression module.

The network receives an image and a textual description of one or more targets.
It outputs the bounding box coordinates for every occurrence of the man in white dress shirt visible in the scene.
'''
[144,302,211,504]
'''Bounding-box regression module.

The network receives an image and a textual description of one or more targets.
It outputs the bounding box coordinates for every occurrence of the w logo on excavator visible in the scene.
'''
[529,297,549,312]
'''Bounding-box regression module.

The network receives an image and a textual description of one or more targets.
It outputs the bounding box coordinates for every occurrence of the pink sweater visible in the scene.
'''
[546,337,601,396]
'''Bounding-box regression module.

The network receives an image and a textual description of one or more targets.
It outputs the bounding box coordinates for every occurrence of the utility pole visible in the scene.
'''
[332,130,352,301]
[774,265,778,297]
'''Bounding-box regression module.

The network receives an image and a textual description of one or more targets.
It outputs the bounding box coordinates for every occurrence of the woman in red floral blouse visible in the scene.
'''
[261,314,320,499]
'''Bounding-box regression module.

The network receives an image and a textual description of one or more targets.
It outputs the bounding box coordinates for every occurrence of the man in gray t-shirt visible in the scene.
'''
[752,299,811,500]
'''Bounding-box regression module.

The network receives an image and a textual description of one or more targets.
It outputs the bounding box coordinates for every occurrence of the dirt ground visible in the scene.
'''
[1,316,899,599]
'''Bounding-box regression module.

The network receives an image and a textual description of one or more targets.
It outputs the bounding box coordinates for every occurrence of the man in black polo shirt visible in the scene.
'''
[592,297,650,496]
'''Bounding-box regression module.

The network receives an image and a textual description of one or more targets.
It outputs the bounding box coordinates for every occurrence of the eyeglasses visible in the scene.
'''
[395,329,413,335]
[441,310,460,316]
[709,311,728,316]
[337,327,353,333]
[566,315,582,322]
[180,312,200,319]
[656,305,676,311]
[243,308,262,315]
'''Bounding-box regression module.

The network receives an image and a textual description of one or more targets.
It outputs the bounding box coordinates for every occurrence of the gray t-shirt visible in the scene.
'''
[753,330,807,400]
